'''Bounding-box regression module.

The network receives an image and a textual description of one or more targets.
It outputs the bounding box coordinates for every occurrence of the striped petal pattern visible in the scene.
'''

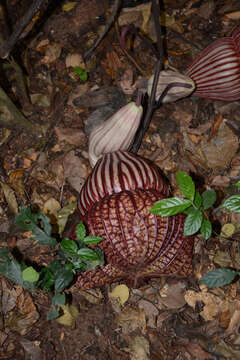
[75,151,193,289]
[88,102,143,167]
[185,27,240,101]
[147,70,195,103]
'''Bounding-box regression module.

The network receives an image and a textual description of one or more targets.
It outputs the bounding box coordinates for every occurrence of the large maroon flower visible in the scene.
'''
[75,151,193,289]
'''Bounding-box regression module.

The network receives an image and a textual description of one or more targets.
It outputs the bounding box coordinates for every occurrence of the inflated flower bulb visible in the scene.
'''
[147,70,195,103]
[88,102,143,167]
[185,27,240,101]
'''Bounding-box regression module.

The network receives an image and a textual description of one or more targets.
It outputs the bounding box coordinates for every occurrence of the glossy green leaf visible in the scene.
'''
[83,235,103,245]
[15,207,56,246]
[184,209,203,236]
[47,305,59,320]
[61,238,78,254]
[77,248,100,261]
[73,66,88,81]
[177,170,195,201]
[75,221,86,241]
[200,219,212,240]
[221,195,240,213]
[199,268,236,288]
[0,259,23,285]
[194,192,202,209]
[54,269,73,291]
[202,190,217,210]
[235,181,240,187]
[150,197,192,217]
[22,266,39,283]
[53,292,66,306]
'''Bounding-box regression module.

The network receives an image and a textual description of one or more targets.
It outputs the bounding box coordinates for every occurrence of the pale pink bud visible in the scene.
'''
[88,102,143,167]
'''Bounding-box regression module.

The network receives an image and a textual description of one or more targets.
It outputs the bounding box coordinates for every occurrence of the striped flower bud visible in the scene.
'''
[147,70,195,103]
[88,102,143,167]
[185,27,240,101]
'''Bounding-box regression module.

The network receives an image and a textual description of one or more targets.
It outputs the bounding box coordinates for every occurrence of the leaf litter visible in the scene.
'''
[1,0,240,359]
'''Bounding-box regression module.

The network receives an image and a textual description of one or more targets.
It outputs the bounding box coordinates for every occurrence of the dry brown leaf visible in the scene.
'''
[30,93,50,107]
[184,289,223,321]
[20,339,42,360]
[9,169,25,197]
[42,197,61,218]
[185,342,214,359]
[57,201,77,235]
[115,307,146,334]
[211,175,230,187]
[5,310,39,335]
[128,335,150,360]
[65,53,85,68]
[109,284,130,306]
[223,11,240,20]
[158,280,187,309]
[55,127,86,146]
[63,150,88,192]
[138,299,158,328]
[0,182,18,214]
[77,288,103,304]
[213,250,232,267]
[56,305,79,328]
[41,42,62,64]
[62,2,77,12]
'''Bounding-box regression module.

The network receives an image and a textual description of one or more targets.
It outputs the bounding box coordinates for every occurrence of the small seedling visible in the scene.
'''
[150,170,216,239]
[221,181,240,213]
[0,207,104,320]
[73,66,88,82]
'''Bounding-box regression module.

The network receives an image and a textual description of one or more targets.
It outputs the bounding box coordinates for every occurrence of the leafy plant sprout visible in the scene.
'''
[150,170,216,240]
[151,176,240,289]
[0,207,104,320]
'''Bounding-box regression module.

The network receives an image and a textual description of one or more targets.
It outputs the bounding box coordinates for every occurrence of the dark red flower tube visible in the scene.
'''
[185,27,240,101]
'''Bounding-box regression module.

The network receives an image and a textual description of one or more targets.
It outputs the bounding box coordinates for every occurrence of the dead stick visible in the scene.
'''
[84,0,121,61]
[0,0,46,59]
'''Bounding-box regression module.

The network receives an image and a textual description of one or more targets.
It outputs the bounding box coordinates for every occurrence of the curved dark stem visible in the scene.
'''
[130,0,164,154]
[84,0,121,61]
[0,0,46,59]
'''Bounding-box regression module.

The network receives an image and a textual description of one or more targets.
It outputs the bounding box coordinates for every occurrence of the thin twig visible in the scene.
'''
[84,0,121,61]
[0,0,46,59]
[130,0,164,154]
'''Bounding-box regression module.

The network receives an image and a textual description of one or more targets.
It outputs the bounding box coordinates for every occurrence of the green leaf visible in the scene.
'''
[15,207,56,246]
[75,221,86,241]
[47,305,59,320]
[235,181,240,187]
[183,205,194,215]
[199,268,237,288]
[0,259,23,285]
[39,261,63,291]
[22,266,39,283]
[61,238,78,254]
[177,170,195,201]
[77,248,100,261]
[54,269,73,291]
[150,197,192,217]
[221,195,240,213]
[0,248,11,261]
[200,219,212,240]
[202,190,217,210]
[194,192,202,209]
[83,235,103,245]
[184,209,203,236]
[53,292,66,306]
[73,66,88,81]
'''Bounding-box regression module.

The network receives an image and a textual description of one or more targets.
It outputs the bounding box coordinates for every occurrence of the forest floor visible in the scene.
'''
[0,0,240,359]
